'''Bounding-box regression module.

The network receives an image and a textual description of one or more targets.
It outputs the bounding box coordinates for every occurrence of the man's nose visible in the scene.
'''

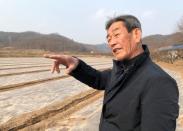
[109,38,117,48]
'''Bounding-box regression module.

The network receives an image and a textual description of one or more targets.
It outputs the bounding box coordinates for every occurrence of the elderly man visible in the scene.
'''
[44,15,179,131]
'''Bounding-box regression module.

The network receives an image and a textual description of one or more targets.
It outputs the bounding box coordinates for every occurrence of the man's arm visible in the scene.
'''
[141,76,179,131]
[44,54,111,90]
[70,59,111,90]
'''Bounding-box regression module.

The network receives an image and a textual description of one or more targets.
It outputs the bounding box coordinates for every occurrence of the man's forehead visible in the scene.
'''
[107,22,125,33]
[106,27,120,38]
[111,27,121,32]
[106,23,123,38]
[109,21,124,29]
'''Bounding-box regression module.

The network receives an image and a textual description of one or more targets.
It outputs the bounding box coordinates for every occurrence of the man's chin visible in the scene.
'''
[115,56,126,61]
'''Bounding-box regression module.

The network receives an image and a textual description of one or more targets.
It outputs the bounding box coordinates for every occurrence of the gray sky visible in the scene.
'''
[0,0,183,44]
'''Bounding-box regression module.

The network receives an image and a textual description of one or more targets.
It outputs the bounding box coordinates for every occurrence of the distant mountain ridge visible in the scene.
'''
[0,31,102,53]
[142,32,183,50]
[0,31,183,53]
[95,43,110,53]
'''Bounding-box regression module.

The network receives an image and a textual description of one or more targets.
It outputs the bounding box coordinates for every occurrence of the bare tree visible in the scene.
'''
[178,16,183,32]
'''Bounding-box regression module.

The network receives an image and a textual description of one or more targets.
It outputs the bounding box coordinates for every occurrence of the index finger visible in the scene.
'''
[43,54,68,66]
[43,54,64,60]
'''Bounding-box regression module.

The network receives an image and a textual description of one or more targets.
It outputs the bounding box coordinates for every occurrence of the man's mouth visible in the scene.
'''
[113,48,121,53]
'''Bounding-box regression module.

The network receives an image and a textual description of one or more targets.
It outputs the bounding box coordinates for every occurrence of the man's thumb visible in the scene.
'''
[65,64,77,74]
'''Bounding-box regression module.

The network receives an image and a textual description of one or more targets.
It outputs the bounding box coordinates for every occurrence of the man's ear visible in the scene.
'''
[132,28,142,44]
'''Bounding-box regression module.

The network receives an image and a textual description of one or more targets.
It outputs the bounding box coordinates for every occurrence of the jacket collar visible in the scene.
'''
[104,45,150,105]
[112,44,150,72]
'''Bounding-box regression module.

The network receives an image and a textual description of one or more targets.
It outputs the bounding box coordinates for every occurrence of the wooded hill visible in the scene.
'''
[0,31,102,53]
[142,32,183,50]
[0,31,183,54]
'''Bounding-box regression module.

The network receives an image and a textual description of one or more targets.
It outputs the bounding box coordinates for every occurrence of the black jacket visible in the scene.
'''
[70,45,179,131]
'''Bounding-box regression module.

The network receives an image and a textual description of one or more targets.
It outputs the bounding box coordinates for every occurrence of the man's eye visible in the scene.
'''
[107,38,111,43]
[114,34,120,37]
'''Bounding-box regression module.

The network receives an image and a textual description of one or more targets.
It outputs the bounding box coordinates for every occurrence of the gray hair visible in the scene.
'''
[105,15,142,32]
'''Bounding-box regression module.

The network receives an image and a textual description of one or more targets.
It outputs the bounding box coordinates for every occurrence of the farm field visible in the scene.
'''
[0,57,182,131]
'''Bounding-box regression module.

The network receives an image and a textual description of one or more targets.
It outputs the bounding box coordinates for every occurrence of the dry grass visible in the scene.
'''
[156,60,183,127]
[0,48,112,58]
[178,115,183,127]
[0,48,50,57]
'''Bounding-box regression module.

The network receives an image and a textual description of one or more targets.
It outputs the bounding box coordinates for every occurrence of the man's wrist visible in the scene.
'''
[72,57,79,71]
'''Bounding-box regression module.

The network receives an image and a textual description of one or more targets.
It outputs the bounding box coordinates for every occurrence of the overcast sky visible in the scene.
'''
[0,0,183,44]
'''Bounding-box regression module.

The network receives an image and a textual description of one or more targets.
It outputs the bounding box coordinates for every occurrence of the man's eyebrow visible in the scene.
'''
[106,27,120,39]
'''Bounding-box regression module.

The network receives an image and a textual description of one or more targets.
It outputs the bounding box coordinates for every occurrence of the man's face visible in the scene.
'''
[106,21,141,61]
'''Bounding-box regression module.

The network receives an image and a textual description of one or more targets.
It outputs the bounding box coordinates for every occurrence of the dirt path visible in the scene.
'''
[156,60,183,130]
